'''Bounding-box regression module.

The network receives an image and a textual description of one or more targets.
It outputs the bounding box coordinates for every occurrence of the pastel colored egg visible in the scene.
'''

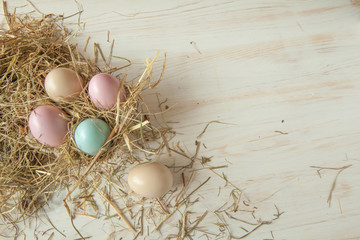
[45,68,83,102]
[127,162,173,198]
[74,118,111,156]
[88,73,126,110]
[28,105,68,147]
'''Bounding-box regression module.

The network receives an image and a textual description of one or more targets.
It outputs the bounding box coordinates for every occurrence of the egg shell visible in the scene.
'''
[127,162,173,198]
[28,105,68,147]
[88,73,126,110]
[45,68,83,102]
[74,118,111,156]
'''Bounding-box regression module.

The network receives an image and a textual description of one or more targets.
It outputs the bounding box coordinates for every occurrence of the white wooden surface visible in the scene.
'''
[3,0,360,239]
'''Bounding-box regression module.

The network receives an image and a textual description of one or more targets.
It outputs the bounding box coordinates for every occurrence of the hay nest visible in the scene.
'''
[0,1,167,222]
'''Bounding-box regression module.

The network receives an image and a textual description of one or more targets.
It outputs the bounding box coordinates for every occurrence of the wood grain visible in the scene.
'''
[2,0,360,239]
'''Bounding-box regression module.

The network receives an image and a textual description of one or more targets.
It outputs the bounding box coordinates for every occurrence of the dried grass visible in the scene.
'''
[0,1,167,224]
[0,2,282,239]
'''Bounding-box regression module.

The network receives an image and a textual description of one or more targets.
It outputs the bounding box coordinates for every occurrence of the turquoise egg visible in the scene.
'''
[74,118,111,156]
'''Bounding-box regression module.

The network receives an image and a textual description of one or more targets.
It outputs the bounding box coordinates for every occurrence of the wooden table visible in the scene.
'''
[3,0,360,239]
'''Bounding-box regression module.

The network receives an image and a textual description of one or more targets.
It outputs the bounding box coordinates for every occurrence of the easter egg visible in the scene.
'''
[127,162,173,198]
[88,73,126,110]
[74,118,111,156]
[28,105,68,147]
[45,68,83,102]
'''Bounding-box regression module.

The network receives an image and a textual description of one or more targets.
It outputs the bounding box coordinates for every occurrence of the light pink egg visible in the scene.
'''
[28,105,68,147]
[88,73,126,110]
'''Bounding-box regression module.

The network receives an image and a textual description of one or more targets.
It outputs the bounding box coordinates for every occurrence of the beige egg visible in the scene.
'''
[127,162,173,198]
[45,68,83,102]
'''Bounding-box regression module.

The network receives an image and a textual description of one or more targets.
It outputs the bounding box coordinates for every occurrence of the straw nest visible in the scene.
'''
[0,2,167,221]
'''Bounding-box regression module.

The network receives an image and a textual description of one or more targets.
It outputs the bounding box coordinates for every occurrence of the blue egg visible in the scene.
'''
[74,118,111,156]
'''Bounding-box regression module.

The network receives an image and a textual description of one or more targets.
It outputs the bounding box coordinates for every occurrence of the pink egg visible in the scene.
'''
[28,105,68,147]
[88,73,126,110]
